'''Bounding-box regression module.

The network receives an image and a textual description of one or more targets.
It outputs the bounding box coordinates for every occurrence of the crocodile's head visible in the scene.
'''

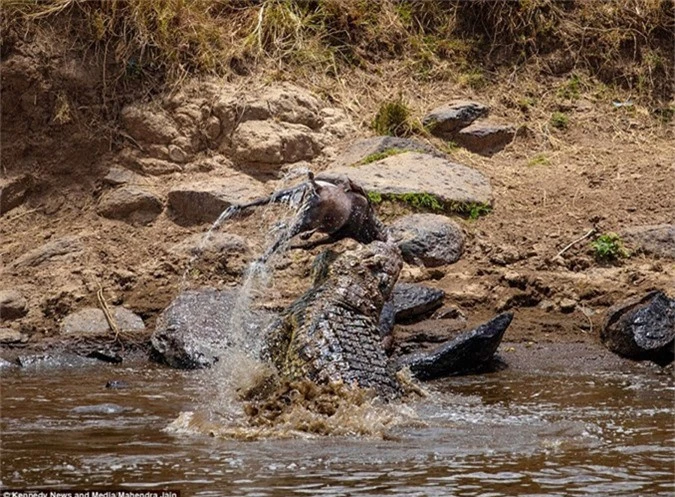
[328,241,403,313]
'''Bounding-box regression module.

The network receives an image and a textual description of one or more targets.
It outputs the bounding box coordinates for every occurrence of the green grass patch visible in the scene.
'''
[557,73,582,100]
[372,98,420,137]
[390,192,444,212]
[367,191,383,204]
[591,233,629,262]
[528,154,550,167]
[550,112,569,129]
[357,148,406,166]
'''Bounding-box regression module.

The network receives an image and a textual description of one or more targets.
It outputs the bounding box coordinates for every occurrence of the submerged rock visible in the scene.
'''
[151,288,273,370]
[397,312,513,380]
[601,291,675,363]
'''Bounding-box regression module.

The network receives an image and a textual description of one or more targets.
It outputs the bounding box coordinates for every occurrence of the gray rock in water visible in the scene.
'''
[391,283,445,322]
[333,136,444,168]
[0,174,32,216]
[601,291,675,363]
[151,288,274,369]
[97,186,163,225]
[390,214,465,267]
[455,120,516,156]
[326,152,492,207]
[0,290,28,321]
[398,312,513,380]
[17,353,101,369]
[168,175,265,226]
[622,224,675,259]
[423,101,489,138]
[61,306,145,334]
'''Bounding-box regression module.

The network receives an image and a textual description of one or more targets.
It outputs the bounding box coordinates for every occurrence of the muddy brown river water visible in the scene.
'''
[1,360,673,496]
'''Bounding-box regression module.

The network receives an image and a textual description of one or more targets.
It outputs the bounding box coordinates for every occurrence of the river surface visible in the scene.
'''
[1,361,673,496]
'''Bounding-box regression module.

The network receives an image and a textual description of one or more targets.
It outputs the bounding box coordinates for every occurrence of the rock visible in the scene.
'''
[102,166,145,186]
[326,152,492,208]
[97,186,163,225]
[455,120,516,156]
[61,306,145,334]
[0,290,28,321]
[258,84,324,129]
[168,144,188,163]
[0,327,26,343]
[622,224,675,259]
[333,136,444,168]
[389,214,465,267]
[171,232,250,262]
[232,120,322,166]
[433,306,467,321]
[600,291,675,363]
[17,354,101,369]
[121,105,179,145]
[168,175,265,226]
[0,174,32,215]
[150,288,274,369]
[423,101,489,138]
[559,298,577,313]
[136,157,182,175]
[7,236,83,270]
[398,312,513,380]
[390,283,445,322]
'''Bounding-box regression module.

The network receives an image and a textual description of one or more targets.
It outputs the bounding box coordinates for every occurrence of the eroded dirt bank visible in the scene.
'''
[1,15,673,371]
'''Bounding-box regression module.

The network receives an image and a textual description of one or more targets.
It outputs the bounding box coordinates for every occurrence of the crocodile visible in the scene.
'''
[262,241,403,398]
[260,241,514,399]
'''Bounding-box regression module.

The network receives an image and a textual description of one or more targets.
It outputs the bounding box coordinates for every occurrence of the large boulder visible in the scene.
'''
[423,101,489,139]
[622,224,675,259]
[231,120,322,166]
[96,186,163,225]
[0,290,28,321]
[0,174,33,215]
[389,214,465,267]
[326,152,492,207]
[167,175,265,226]
[61,306,145,334]
[333,136,444,168]
[151,288,273,369]
[600,291,675,363]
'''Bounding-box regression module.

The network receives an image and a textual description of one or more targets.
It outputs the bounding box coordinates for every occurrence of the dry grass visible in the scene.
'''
[2,0,672,105]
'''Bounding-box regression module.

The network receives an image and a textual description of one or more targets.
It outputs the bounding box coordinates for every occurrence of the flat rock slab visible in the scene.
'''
[333,136,444,168]
[103,166,146,186]
[601,291,675,363]
[168,174,266,226]
[0,174,32,216]
[97,186,163,225]
[622,224,675,259]
[456,120,516,156]
[389,213,465,267]
[397,312,513,380]
[0,290,28,321]
[151,288,274,369]
[326,152,492,207]
[61,306,146,334]
[423,101,489,138]
[6,236,83,270]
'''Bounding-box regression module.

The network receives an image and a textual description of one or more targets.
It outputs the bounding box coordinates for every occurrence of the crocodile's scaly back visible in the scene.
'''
[263,242,403,398]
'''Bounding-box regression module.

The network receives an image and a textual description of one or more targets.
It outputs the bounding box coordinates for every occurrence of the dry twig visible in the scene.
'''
[555,228,597,259]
